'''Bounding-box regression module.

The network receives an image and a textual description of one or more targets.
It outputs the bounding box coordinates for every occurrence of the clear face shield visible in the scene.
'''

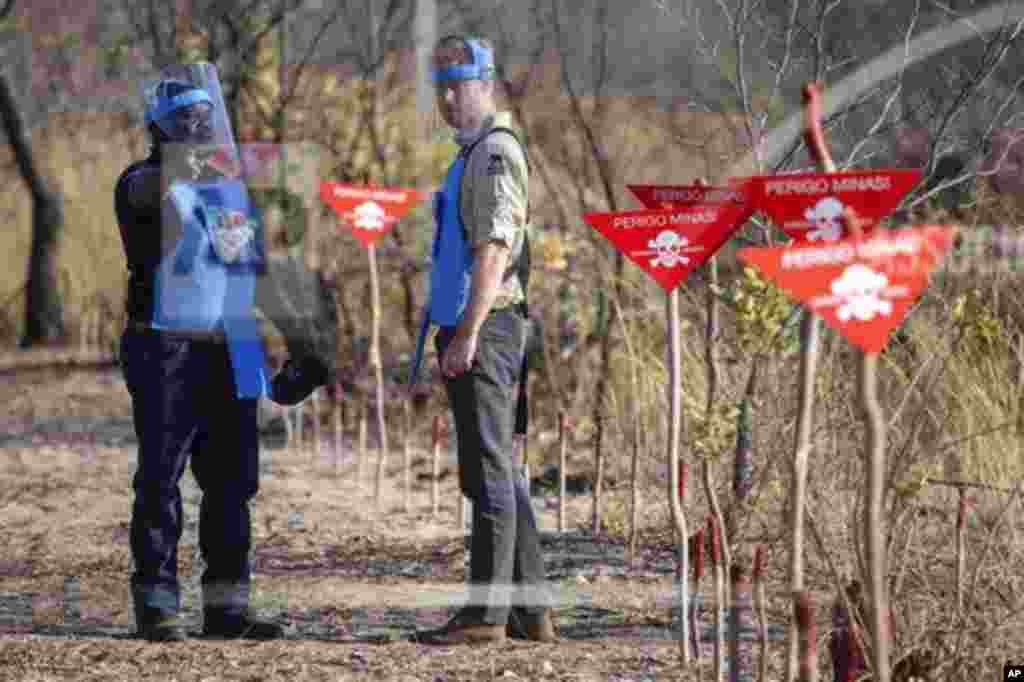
[140,62,240,180]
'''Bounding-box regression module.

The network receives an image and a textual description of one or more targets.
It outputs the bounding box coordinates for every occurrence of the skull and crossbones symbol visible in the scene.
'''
[805,196,846,242]
[812,263,896,321]
[647,230,691,268]
[353,200,387,231]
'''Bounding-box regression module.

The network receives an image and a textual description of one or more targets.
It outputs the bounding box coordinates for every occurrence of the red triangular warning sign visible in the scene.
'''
[740,169,921,243]
[320,181,424,248]
[737,225,956,353]
[583,203,750,292]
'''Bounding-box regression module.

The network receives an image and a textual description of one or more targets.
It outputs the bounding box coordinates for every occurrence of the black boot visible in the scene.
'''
[134,606,188,642]
[202,583,286,640]
[506,608,558,643]
[202,609,286,640]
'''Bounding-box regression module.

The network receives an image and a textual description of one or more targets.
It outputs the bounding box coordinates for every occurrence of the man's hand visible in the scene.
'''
[269,355,330,406]
[440,241,509,378]
[441,329,479,378]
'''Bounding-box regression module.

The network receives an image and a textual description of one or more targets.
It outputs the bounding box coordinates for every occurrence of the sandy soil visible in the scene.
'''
[7,362,1011,680]
[0,364,785,681]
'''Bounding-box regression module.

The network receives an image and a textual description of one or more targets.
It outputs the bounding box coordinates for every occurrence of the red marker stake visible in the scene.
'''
[795,590,818,682]
[754,546,768,682]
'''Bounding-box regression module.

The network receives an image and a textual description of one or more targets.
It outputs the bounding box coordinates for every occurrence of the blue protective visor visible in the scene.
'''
[145,88,214,125]
[431,39,495,82]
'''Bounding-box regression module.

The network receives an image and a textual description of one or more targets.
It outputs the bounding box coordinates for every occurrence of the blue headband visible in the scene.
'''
[432,39,495,82]
[145,88,214,125]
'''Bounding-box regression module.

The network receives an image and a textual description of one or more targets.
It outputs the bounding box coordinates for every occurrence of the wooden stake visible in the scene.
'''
[703,458,732,609]
[710,514,725,681]
[666,288,690,667]
[591,414,605,534]
[858,351,890,682]
[432,414,442,518]
[696,179,733,606]
[692,526,705,662]
[403,398,412,513]
[559,410,568,533]
[754,546,768,682]
[729,562,753,682]
[611,294,644,565]
[332,393,342,476]
[676,462,690,662]
[368,244,390,509]
[956,489,967,614]
[358,402,368,489]
[787,81,829,682]
[628,409,641,564]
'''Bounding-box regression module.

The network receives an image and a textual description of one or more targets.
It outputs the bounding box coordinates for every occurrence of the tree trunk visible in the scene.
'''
[0,73,64,347]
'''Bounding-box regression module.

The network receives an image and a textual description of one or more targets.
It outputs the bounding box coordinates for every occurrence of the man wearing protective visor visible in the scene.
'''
[413,36,555,646]
[165,100,215,143]
[114,63,337,642]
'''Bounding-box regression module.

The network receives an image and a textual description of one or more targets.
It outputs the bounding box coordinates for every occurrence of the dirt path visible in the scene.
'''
[0,367,786,681]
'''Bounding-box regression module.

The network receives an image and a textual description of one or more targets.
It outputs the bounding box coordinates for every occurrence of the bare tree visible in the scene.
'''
[0,0,66,347]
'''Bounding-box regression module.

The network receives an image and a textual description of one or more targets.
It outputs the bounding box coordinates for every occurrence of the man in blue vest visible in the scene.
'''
[114,63,334,642]
[414,36,556,646]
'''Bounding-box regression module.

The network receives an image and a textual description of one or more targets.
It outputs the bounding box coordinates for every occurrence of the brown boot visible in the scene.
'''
[507,609,558,643]
[417,609,507,646]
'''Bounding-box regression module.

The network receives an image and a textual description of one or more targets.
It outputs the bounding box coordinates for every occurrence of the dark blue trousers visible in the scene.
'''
[436,308,549,625]
[120,327,259,617]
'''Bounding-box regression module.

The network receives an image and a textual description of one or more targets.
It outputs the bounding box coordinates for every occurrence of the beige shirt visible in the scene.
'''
[457,111,528,309]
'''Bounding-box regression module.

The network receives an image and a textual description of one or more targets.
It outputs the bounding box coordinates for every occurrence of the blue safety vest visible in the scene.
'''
[427,154,473,326]
[407,154,471,387]
[152,178,270,398]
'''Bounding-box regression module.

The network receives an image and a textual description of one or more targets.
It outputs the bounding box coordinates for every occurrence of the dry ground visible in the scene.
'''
[0,363,779,682]
[1,363,1018,681]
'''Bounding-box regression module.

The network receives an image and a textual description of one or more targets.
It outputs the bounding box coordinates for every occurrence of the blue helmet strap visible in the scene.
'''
[433,38,495,82]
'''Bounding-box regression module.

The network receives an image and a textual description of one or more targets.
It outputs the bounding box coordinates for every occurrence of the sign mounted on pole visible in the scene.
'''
[583,203,750,292]
[319,182,424,248]
[740,169,921,243]
[737,225,956,353]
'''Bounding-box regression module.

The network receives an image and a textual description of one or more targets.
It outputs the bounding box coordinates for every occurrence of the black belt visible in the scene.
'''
[127,320,227,343]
